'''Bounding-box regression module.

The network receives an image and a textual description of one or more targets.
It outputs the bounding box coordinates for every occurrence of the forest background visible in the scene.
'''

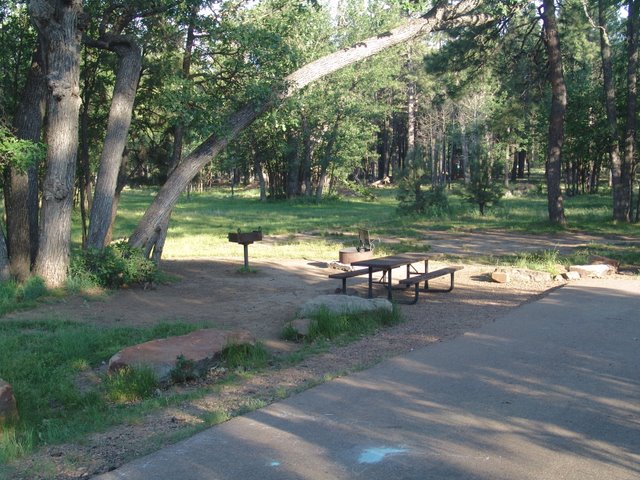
[1,0,639,289]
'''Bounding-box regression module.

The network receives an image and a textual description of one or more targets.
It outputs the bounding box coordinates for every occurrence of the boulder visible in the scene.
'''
[299,294,392,317]
[569,264,615,278]
[0,379,18,425]
[492,268,551,284]
[109,329,255,383]
[588,255,620,272]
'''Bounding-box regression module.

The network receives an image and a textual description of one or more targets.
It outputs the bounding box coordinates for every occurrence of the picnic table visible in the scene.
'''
[329,252,462,304]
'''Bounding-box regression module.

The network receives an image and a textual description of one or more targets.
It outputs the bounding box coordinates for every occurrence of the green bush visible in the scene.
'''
[69,241,158,288]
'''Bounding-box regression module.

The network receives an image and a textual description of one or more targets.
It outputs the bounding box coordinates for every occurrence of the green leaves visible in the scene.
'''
[0,124,45,172]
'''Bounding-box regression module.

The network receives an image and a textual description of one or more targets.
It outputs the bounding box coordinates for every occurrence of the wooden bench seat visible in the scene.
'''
[329,267,383,294]
[398,266,463,304]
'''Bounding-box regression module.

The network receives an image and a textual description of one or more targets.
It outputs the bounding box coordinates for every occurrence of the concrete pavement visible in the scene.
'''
[96,278,640,480]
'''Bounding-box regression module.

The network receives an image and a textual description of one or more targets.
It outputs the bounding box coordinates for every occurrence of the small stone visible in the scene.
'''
[563,271,581,281]
[290,318,312,337]
[0,379,18,425]
[491,270,510,283]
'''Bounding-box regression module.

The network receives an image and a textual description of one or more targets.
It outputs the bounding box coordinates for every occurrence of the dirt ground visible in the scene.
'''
[4,230,639,479]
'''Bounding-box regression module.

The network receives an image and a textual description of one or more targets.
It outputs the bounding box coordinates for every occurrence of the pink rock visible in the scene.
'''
[109,329,255,382]
[0,379,18,425]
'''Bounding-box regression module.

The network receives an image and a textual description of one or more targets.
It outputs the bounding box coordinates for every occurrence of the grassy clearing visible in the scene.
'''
[105,186,639,263]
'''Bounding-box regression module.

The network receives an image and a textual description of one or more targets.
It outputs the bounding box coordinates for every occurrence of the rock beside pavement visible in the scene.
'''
[569,264,616,278]
[491,268,551,284]
[109,329,255,383]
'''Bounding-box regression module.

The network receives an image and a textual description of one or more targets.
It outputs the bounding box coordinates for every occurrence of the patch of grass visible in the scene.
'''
[500,249,565,276]
[304,306,403,343]
[234,398,267,416]
[0,320,203,463]
[220,342,271,370]
[0,277,48,316]
[568,243,640,269]
[104,366,158,403]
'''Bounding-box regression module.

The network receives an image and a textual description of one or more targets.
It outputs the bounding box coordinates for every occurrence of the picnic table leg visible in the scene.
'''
[423,259,429,290]
[387,268,393,301]
[367,267,373,298]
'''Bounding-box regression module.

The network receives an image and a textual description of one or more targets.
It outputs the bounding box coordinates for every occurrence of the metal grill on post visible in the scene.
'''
[228,228,263,270]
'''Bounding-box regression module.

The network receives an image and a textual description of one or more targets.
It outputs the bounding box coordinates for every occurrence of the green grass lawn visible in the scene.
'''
[105,185,640,260]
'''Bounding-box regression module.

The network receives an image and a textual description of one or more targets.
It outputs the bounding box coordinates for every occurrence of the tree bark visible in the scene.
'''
[129,0,492,251]
[31,0,84,288]
[599,0,625,219]
[621,0,639,221]
[541,0,567,225]
[86,35,142,248]
[5,45,47,281]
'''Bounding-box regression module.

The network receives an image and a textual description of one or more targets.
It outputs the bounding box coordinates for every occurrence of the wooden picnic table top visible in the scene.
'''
[350,252,430,270]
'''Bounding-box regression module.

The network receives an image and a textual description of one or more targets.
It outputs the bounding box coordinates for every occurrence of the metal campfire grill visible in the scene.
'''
[228,228,263,269]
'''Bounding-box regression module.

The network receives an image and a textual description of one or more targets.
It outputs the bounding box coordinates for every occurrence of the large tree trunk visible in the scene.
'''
[541,0,567,225]
[5,46,47,281]
[129,0,491,251]
[31,0,84,288]
[621,0,639,222]
[601,0,627,220]
[86,36,142,248]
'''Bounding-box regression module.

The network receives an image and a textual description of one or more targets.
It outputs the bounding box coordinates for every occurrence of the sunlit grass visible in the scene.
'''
[102,185,640,261]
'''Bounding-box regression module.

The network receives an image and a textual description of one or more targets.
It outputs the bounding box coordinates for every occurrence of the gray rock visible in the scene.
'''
[569,264,614,278]
[109,329,255,383]
[0,378,18,424]
[563,271,581,281]
[289,318,312,337]
[299,294,392,317]
[492,268,551,283]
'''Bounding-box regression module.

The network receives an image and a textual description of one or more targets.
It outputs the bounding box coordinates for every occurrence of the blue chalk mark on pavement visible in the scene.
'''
[269,461,281,467]
[358,447,408,464]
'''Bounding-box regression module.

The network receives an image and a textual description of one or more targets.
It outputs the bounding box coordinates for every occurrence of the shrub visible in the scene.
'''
[465,159,504,215]
[69,241,158,289]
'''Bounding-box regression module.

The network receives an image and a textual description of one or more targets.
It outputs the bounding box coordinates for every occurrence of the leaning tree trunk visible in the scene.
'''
[541,0,567,226]
[5,45,47,281]
[128,0,492,252]
[31,0,84,288]
[86,36,142,249]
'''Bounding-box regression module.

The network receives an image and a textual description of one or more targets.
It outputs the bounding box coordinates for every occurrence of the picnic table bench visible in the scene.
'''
[329,267,384,294]
[398,266,463,304]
